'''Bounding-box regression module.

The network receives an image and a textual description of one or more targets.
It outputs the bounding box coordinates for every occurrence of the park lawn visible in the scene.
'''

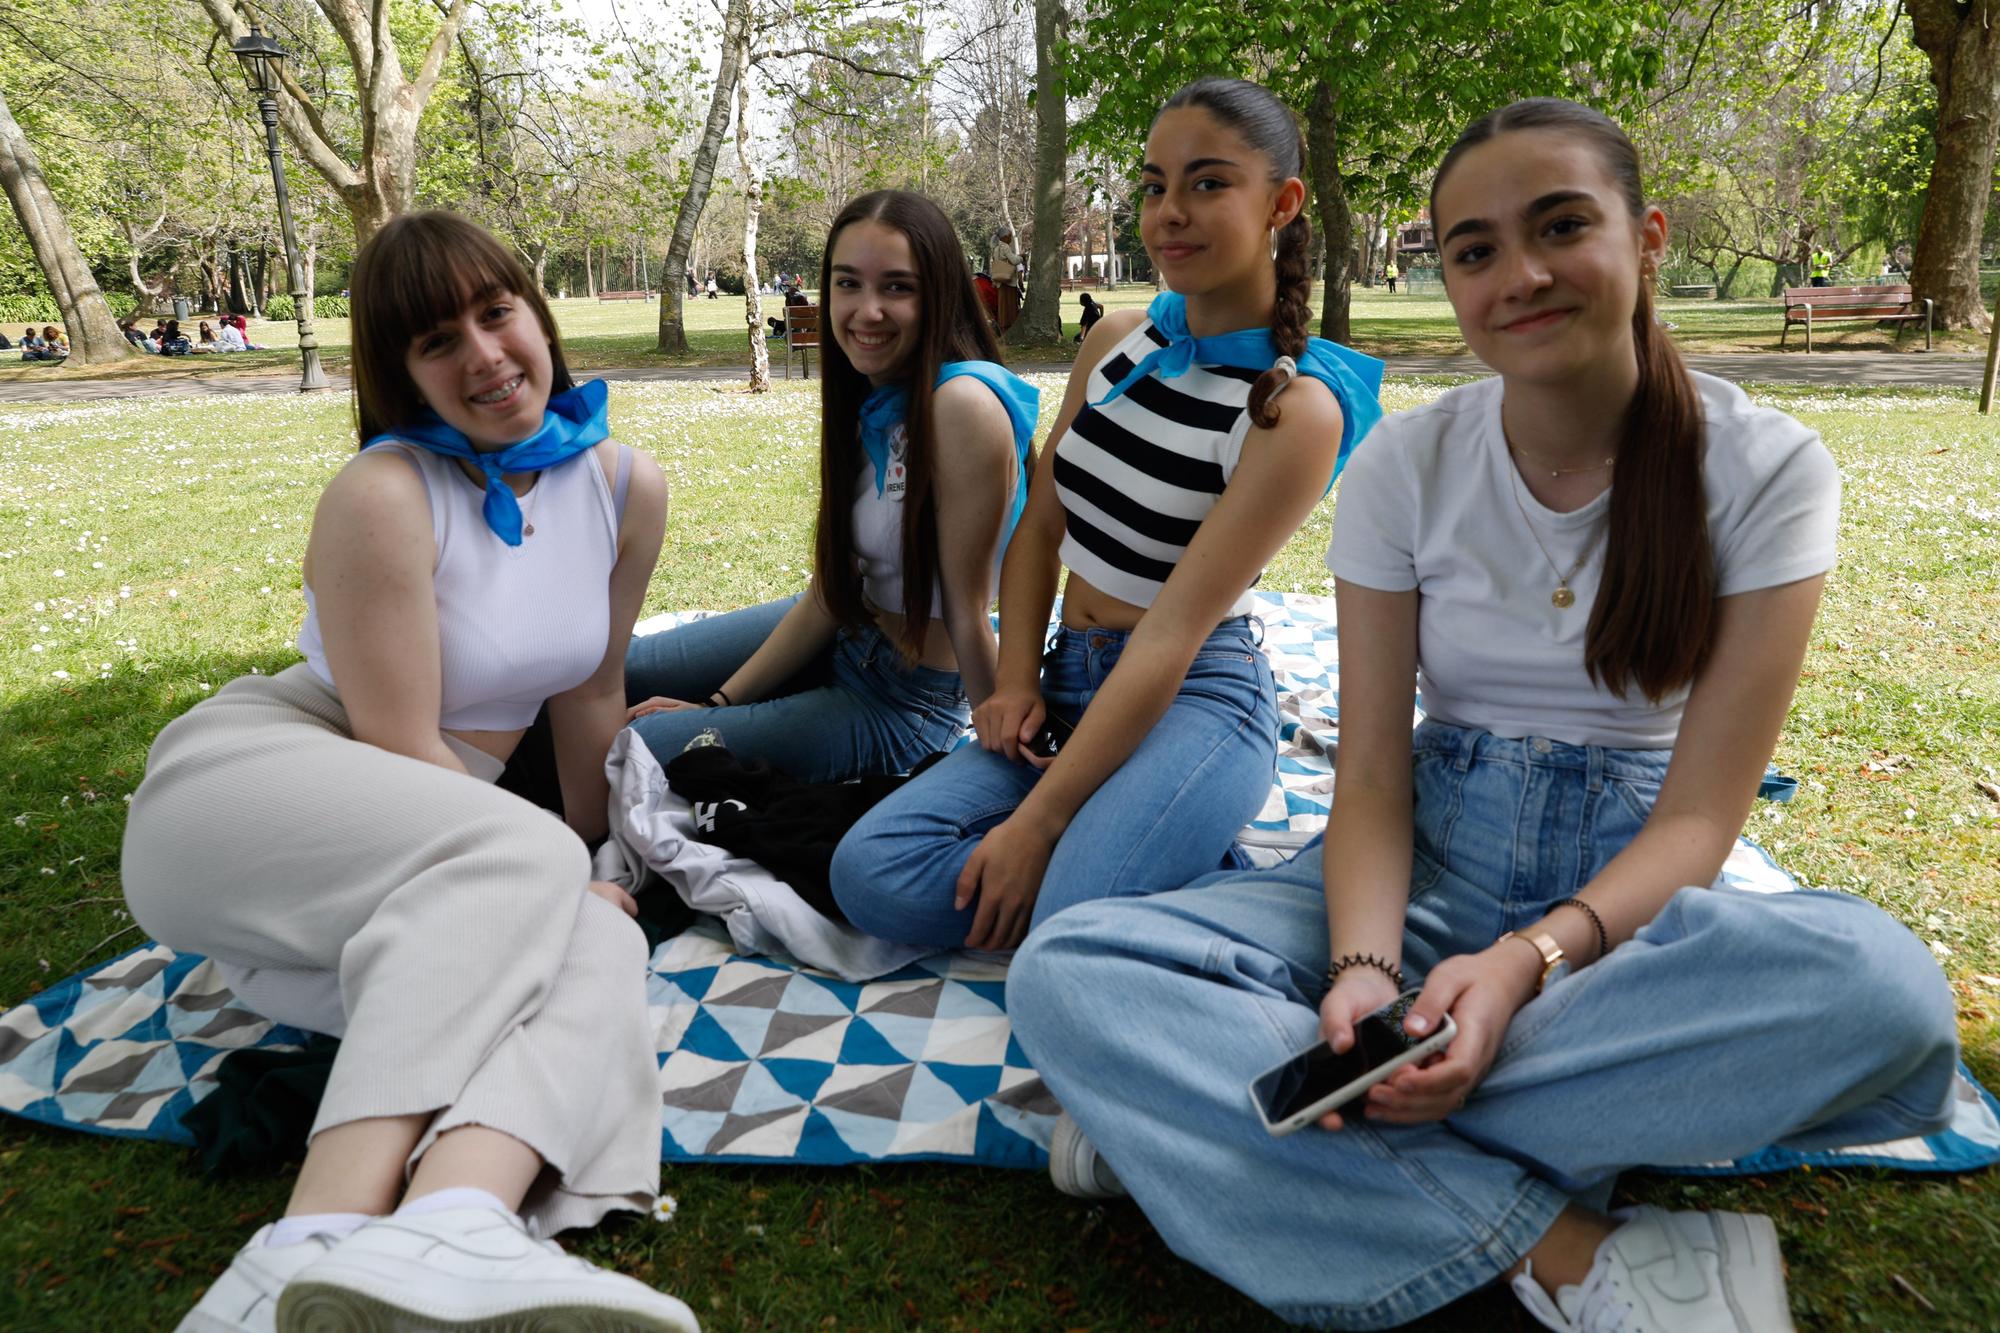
[0,284,1982,389]
[0,378,1996,1330]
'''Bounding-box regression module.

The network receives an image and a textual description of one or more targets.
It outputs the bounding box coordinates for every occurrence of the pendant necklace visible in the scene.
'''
[1507,462,1604,610]
[1508,443,1616,479]
[517,473,544,538]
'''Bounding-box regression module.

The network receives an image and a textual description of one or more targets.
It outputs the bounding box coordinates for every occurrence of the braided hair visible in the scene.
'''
[1157,78,1313,429]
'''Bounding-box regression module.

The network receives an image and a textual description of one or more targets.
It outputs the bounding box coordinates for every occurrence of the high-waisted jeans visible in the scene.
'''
[1007,719,1961,1329]
[830,616,1279,946]
[624,594,971,782]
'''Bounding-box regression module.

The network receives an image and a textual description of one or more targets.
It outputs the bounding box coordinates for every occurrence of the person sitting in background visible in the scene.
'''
[194,321,220,352]
[118,317,152,352]
[226,314,262,350]
[217,320,249,352]
[19,328,47,360]
[38,325,69,360]
[158,319,192,356]
[0,328,11,350]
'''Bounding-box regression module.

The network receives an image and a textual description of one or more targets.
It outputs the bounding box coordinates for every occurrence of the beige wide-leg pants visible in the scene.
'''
[121,664,660,1236]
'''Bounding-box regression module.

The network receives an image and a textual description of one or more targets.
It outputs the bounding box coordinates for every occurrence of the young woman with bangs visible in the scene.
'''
[121,212,697,1332]
[827,78,1383,952]
[1005,99,1958,1332]
[622,188,1039,783]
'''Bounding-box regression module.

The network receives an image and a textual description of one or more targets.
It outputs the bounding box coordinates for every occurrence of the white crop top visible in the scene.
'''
[298,441,629,731]
[851,417,1019,617]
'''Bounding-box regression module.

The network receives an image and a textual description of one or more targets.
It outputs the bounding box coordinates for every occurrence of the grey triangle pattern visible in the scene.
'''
[816,1064,915,1120]
[860,984,942,1019]
[660,1062,749,1113]
[705,1103,803,1154]
[758,1010,845,1057]
[705,972,794,1010]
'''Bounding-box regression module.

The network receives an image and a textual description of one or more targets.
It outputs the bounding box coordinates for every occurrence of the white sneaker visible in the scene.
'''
[1048,1111,1127,1200]
[176,1226,341,1333]
[1511,1206,1795,1332]
[276,1206,699,1332]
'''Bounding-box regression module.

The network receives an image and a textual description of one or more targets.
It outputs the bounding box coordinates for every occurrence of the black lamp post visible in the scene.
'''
[229,24,329,392]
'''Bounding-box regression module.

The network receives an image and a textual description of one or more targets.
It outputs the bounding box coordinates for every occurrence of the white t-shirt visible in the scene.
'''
[1326,372,1839,749]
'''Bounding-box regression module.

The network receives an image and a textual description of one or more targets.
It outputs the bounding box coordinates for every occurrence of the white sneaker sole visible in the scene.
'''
[276,1263,698,1333]
[1048,1113,1125,1200]
[1709,1212,1796,1333]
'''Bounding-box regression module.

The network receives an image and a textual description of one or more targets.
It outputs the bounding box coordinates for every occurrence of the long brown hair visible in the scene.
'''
[348,211,574,448]
[1156,78,1312,429]
[1432,98,1714,702]
[812,190,1005,659]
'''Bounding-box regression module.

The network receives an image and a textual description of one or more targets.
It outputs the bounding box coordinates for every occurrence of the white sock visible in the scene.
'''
[266,1212,371,1248]
[395,1186,516,1220]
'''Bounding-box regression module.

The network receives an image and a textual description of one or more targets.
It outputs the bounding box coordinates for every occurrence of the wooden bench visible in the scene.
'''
[1669,283,1717,300]
[784,304,819,379]
[1780,284,1933,352]
[597,289,652,302]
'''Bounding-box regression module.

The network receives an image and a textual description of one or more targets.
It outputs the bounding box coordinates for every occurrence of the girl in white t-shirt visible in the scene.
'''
[1005,99,1959,1333]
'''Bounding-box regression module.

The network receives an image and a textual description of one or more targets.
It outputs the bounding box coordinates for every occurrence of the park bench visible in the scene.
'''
[784,304,819,379]
[597,289,652,302]
[1669,283,1717,300]
[1059,278,1107,291]
[1780,283,1932,352]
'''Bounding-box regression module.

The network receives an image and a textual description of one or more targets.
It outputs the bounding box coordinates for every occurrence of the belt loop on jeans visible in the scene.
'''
[1453,728,1477,773]
[1246,614,1266,649]
[1586,743,1604,795]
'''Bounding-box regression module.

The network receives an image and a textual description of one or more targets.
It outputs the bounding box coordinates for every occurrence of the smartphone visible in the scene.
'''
[1025,711,1075,759]
[1247,991,1457,1136]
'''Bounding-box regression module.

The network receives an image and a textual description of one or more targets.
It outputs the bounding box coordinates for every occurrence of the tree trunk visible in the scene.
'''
[657,0,753,356]
[0,85,133,366]
[585,243,597,298]
[734,40,770,393]
[530,241,549,297]
[1012,0,1066,345]
[1908,0,2000,331]
[122,216,170,313]
[1306,84,1354,344]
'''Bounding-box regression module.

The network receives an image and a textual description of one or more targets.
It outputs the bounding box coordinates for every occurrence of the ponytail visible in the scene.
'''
[1585,290,1714,700]
[1249,213,1314,428]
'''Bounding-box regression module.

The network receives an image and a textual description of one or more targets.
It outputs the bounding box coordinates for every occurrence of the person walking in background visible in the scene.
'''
[1073,291,1103,342]
[1809,245,1833,287]
[990,225,1023,332]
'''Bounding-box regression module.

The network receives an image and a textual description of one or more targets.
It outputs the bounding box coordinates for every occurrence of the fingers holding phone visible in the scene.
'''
[1252,989,1457,1137]
[1361,947,1539,1126]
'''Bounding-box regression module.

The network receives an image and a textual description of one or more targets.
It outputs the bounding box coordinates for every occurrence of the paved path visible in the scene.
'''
[0,351,1988,404]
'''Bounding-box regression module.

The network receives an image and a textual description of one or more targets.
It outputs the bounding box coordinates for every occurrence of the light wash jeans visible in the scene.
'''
[624,595,970,783]
[1008,719,1960,1330]
[829,617,1278,946]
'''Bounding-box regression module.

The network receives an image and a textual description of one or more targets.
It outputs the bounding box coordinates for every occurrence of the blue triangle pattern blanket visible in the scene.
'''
[2,592,1995,1174]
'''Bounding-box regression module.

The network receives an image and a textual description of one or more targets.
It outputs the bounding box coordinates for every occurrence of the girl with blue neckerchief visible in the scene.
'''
[623,189,1038,782]
[828,78,1383,951]
[122,213,697,1331]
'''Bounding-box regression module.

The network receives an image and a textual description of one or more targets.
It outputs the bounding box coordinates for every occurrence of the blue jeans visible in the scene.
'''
[623,596,970,783]
[1008,720,1960,1330]
[830,617,1279,946]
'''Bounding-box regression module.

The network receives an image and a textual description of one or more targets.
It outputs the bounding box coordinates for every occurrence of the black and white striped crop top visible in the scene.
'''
[1052,318,1260,613]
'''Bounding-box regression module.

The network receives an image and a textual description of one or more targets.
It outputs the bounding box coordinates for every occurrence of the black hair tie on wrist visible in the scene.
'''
[1556,897,1610,962]
[1324,952,1406,994]
[707,687,733,708]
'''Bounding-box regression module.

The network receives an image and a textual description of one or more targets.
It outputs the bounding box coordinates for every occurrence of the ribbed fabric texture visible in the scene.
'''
[297,444,623,731]
[121,665,660,1238]
[1054,319,1261,612]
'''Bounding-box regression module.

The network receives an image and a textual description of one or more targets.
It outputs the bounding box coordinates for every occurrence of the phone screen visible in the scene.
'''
[1250,1012,1426,1123]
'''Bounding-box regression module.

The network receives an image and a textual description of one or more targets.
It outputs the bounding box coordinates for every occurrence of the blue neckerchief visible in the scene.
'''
[860,361,1041,537]
[1094,292,1385,488]
[365,379,611,546]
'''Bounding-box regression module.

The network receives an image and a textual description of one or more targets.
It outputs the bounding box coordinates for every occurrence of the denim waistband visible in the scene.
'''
[1411,718,1673,786]
[1050,614,1263,658]
[840,621,966,693]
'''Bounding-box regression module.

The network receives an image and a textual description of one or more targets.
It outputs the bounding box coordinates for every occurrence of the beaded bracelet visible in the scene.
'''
[1324,952,1406,993]
[1555,897,1610,962]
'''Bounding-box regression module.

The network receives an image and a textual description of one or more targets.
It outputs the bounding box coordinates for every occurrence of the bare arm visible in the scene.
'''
[928,376,1018,707]
[306,452,468,775]
[549,446,668,841]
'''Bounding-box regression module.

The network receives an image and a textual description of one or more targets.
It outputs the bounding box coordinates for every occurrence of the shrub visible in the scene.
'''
[262,294,350,320]
[0,292,138,324]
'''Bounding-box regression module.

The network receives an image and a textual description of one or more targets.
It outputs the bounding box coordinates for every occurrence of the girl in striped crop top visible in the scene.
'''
[622,190,1038,784]
[123,214,698,1330]
[828,78,1384,952]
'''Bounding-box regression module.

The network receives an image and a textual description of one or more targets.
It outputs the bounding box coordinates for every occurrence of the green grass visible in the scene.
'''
[1,379,1996,1329]
[1,283,1979,389]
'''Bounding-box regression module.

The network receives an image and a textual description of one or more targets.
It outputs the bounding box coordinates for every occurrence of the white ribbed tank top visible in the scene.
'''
[298,442,627,730]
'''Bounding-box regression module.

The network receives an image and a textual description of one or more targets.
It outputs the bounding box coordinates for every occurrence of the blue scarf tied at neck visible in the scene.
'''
[859,361,1040,534]
[364,378,612,545]
[1094,292,1386,486]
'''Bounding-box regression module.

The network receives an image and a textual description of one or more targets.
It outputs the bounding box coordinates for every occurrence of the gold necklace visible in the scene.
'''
[1509,444,1616,479]
[1508,464,1604,610]
[517,474,544,538]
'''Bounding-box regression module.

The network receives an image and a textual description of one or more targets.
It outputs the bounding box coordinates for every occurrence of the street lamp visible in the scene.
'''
[230,24,329,392]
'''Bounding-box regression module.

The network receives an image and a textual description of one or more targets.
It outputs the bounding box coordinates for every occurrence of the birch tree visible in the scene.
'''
[735,37,772,391]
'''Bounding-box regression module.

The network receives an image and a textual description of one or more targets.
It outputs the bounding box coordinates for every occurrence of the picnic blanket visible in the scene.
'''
[3,592,1997,1177]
